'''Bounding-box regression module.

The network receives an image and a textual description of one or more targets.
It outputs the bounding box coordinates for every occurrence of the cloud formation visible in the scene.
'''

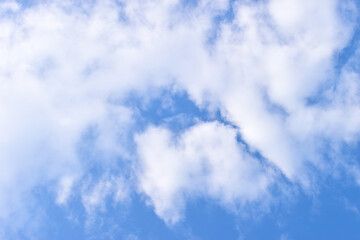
[0,0,359,236]
[136,122,271,224]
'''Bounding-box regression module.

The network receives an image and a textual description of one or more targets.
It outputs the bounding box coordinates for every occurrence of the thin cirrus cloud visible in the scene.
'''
[0,0,359,238]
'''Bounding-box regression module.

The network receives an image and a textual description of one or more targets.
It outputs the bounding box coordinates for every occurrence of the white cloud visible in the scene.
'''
[0,1,20,14]
[56,175,77,205]
[0,0,359,234]
[175,0,358,182]
[81,175,129,215]
[135,122,272,224]
[0,0,137,230]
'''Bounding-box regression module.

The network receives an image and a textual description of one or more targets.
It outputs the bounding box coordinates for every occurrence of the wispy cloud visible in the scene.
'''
[0,0,359,238]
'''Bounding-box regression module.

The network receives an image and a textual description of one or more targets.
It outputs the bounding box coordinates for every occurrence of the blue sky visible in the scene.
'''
[1,0,360,239]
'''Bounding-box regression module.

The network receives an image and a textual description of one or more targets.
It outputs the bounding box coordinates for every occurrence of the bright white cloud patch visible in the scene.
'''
[0,0,359,237]
[136,122,272,224]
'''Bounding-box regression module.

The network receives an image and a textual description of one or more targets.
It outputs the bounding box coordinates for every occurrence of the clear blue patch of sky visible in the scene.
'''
[184,198,239,240]
[121,88,226,134]
[234,186,360,240]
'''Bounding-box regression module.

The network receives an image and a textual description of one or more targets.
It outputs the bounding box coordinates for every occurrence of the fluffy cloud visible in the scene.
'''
[133,0,360,221]
[0,0,359,235]
[136,122,272,224]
